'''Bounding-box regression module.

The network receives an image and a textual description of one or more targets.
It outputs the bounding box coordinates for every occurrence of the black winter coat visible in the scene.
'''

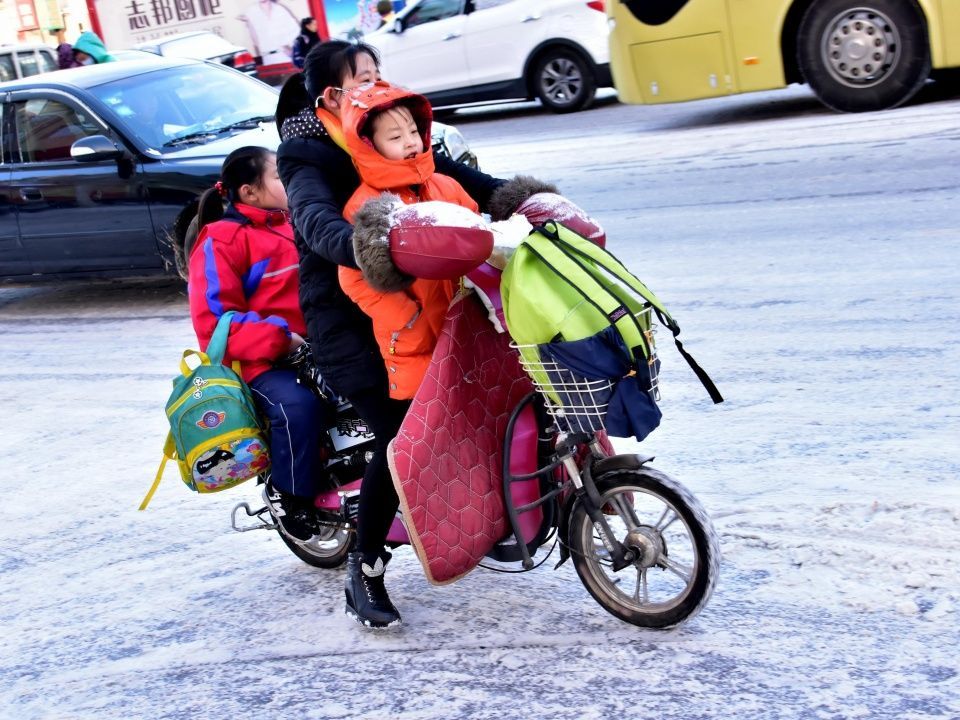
[277,117,503,397]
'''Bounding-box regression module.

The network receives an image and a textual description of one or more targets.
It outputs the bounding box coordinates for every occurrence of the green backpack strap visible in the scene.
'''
[543,222,675,324]
[140,432,177,510]
[205,310,237,365]
[533,222,724,404]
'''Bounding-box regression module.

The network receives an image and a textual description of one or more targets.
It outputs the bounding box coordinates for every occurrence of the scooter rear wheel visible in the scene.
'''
[568,467,719,628]
[277,522,352,568]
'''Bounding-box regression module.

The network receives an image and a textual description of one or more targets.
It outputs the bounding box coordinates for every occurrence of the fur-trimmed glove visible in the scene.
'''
[353,194,494,293]
[352,192,412,293]
[487,175,559,222]
[487,175,605,246]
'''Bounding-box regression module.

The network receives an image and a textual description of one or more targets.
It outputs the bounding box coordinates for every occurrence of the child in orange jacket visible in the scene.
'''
[337,82,479,399]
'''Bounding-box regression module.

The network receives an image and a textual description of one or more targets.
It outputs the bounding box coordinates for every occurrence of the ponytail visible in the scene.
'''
[195,186,226,233]
[276,73,311,133]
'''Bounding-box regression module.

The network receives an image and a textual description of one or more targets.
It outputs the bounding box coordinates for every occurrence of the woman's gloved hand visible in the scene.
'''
[512,193,605,247]
[487,175,605,246]
[283,341,331,401]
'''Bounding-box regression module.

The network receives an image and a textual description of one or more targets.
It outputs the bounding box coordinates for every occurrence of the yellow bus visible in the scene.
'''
[607,0,960,112]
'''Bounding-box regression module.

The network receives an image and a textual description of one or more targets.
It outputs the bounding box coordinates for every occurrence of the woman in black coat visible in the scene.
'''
[276,40,553,629]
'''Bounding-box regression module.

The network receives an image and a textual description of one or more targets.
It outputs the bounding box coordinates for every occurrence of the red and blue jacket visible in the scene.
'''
[188,202,306,383]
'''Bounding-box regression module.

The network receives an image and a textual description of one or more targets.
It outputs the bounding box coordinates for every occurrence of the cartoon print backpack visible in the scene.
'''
[139,311,270,510]
[501,220,723,441]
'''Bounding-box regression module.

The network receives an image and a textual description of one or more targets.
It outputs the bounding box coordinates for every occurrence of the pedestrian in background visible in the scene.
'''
[57,31,114,69]
[292,17,321,69]
[376,0,397,29]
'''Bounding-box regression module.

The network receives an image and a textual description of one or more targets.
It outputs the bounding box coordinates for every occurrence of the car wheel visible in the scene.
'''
[533,48,596,113]
[797,0,930,112]
[175,215,200,282]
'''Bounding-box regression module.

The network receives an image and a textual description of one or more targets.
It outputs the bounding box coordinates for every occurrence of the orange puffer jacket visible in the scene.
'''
[338,82,479,399]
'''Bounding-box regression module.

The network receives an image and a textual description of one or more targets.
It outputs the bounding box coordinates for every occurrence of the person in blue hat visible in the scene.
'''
[57,31,114,69]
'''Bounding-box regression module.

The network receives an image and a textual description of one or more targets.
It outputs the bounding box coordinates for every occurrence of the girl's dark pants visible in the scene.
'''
[249,368,326,498]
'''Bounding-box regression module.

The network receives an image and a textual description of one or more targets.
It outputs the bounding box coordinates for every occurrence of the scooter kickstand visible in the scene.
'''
[230,502,278,532]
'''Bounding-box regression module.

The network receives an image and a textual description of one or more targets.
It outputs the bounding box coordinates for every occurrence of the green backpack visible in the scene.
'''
[139,311,270,510]
[501,221,722,436]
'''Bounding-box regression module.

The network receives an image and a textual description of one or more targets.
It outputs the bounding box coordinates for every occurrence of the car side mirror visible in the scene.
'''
[71,135,123,162]
[393,18,404,33]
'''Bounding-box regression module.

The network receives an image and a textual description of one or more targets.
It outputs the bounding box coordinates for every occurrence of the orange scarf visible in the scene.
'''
[314,106,348,153]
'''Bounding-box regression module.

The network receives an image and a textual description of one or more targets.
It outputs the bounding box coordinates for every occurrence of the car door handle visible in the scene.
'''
[19,188,43,202]
[442,32,461,40]
[522,14,541,22]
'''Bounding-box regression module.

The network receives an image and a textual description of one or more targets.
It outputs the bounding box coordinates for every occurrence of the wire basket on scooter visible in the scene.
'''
[511,308,660,437]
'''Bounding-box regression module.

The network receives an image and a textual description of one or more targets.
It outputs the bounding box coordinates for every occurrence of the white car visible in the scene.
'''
[0,44,58,82]
[364,0,612,113]
[134,31,258,76]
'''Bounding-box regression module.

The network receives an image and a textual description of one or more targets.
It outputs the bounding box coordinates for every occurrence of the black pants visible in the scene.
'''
[345,384,411,561]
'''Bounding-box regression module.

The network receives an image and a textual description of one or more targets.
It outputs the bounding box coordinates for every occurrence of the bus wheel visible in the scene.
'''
[798,0,930,112]
[533,49,596,113]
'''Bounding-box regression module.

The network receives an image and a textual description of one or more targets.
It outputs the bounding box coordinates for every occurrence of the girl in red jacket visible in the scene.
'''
[188,146,329,542]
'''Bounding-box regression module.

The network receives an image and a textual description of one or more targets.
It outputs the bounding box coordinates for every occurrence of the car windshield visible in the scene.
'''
[160,34,238,58]
[88,64,277,152]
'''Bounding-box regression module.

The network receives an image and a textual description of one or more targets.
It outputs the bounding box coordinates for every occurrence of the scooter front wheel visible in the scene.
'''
[568,467,720,629]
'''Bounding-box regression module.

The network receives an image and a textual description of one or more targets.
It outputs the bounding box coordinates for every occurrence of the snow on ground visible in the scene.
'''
[2,89,959,718]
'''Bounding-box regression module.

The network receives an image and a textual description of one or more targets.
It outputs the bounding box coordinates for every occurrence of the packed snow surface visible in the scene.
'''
[2,87,959,718]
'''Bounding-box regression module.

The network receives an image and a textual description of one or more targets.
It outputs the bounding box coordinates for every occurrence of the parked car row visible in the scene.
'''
[1,30,259,83]
[5,0,615,111]
[364,0,613,113]
[0,56,477,283]
[0,44,58,82]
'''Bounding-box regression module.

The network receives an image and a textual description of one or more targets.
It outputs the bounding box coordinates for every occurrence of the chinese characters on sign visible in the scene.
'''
[126,0,223,32]
[97,0,312,72]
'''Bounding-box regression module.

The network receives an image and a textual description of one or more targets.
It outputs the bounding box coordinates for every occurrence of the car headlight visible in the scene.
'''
[440,127,469,163]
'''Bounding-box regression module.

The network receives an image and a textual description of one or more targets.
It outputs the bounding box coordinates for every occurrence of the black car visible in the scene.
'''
[0,56,477,282]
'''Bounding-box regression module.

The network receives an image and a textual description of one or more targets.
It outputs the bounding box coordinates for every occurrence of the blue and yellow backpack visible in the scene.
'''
[140,311,270,510]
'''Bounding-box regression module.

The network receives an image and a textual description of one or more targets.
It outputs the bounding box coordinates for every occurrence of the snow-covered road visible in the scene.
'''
[2,87,959,718]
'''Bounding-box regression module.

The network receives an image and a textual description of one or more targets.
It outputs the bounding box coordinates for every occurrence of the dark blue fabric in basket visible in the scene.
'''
[537,326,661,442]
